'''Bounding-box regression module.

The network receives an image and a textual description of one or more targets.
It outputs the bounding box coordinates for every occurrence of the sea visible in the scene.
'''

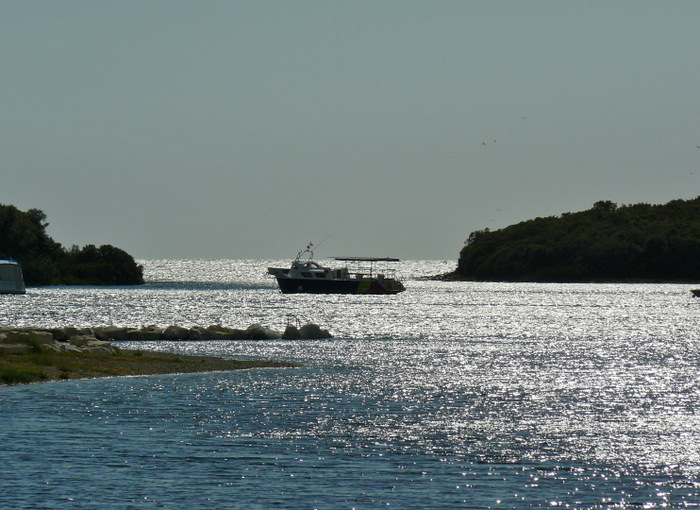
[2,259,700,509]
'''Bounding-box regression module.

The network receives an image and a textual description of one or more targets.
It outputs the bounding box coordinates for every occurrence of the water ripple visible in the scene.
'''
[2,260,700,508]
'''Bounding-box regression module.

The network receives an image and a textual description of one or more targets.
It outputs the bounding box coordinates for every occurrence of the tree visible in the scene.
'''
[0,203,143,285]
[593,200,617,212]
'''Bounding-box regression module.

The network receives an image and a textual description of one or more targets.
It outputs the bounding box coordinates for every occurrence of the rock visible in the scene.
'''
[57,343,82,353]
[101,326,130,341]
[87,339,111,348]
[245,324,282,340]
[2,330,54,346]
[29,328,58,341]
[0,322,333,348]
[163,325,190,341]
[49,328,67,341]
[83,345,113,355]
[26,330,54,347]
[207,325,248,340]
[126,326,163,341]
[189,326,212,340]
[230,329,248,340]
[282,325,301,340]
[207,325,234,340]
[299,324,331,340]
[140,325,163,340]
[1,331,23,344]
[70,335,95,347]
[245,324,267,340]
[92,327,110,341]
[87,340,119,354]
[62,326,81,340]
[0,344,28,355]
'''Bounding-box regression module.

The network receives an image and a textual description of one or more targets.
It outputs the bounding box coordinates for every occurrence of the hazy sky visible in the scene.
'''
[3,1,700,260]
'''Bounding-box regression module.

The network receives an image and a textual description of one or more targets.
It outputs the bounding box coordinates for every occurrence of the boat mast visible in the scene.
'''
[295,235,331,262]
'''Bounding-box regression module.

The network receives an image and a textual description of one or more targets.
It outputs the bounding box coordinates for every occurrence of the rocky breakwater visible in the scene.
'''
[0,322,332,356]
[0,327,120,356]
[121,323,332,341]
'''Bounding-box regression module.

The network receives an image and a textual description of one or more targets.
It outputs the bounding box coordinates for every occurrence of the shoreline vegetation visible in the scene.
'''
[443,197,700,283]
[0,349,299,386]
[0,323,327,386]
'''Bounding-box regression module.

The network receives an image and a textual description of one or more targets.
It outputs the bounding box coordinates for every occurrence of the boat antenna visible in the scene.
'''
[296,235,331,261]
[315,234,331,251]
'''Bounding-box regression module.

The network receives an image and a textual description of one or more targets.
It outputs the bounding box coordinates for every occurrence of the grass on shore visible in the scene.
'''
[0,349,299,385]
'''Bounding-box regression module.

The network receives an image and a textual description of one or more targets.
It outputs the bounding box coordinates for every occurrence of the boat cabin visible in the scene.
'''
[0,259,26,294]
[267,246,405,294]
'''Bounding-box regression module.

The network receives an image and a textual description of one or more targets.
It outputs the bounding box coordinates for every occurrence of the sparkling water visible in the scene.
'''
[1,259,700,508]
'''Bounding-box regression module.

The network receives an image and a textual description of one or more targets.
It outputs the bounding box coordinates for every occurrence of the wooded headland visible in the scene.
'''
[448,197,700,283]
[0,204,143,286]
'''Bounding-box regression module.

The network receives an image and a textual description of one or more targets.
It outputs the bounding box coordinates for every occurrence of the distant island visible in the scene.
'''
[0,203,143,286]
[444,197,700,283]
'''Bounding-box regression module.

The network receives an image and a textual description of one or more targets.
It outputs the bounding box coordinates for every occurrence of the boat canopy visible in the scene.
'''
[332,257,400,262]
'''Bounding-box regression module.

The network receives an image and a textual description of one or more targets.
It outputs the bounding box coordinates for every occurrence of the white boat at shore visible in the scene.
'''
[0,259,26,294]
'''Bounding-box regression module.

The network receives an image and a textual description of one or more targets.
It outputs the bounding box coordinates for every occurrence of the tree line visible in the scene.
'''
[451,197,700,282]
[0,204,143,286]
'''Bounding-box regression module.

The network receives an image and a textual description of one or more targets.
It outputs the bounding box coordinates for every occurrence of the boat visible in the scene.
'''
[268,245,405,295]
[0,259,26,294]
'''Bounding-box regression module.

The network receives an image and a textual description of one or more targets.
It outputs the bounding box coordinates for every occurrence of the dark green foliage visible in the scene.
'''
[454,197,700,282]
[0,203,143,286]
[60,244,144,285]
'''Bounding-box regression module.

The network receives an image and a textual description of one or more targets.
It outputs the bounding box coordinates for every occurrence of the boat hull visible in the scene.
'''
[274,276,404,295]
[0,288,25,295]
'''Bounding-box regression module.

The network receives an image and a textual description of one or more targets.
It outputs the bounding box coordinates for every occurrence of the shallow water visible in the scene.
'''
[2,260,700,508]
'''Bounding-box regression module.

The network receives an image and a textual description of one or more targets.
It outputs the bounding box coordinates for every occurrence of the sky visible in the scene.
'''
[3,1,700,261]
